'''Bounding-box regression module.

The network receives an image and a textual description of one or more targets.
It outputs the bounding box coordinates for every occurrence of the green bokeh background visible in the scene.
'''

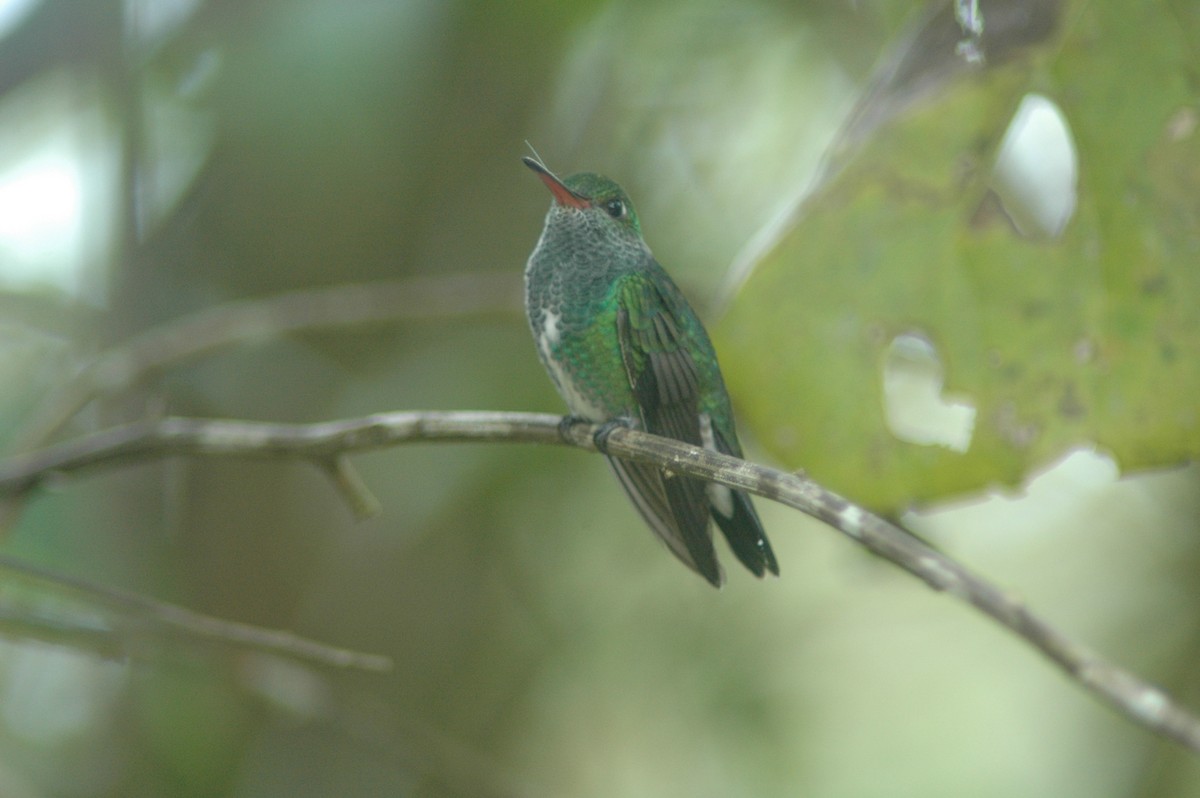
[0,1,1197,796]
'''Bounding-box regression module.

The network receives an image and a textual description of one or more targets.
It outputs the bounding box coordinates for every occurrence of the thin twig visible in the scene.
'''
[322,454,383,519]
[0,554,391,671]
[0,410,1196,754]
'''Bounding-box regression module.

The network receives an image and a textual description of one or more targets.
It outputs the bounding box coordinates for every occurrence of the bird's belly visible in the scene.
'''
[536,310,628,421]
[546,358,609,421]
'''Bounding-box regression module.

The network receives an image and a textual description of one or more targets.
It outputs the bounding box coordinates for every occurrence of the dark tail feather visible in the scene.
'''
[712,488,779,578]
[708,426,778,578]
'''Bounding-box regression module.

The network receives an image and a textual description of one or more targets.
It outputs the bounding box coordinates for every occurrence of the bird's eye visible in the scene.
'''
[604,199,625,219]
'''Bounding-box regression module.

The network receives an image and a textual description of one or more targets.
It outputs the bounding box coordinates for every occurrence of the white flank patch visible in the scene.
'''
[539,310,561,348]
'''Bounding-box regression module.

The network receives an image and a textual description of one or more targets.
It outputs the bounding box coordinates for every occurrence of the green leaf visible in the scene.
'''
[718,0,1200,511]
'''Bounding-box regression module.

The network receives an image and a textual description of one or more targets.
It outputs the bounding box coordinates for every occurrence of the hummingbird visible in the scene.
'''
[522,155,779,587]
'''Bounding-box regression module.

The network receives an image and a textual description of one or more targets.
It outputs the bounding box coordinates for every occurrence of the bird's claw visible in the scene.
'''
[592,416,636,455]
[557,414,590,444]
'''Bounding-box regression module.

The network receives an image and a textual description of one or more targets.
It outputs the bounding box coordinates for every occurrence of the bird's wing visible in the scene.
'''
[612,272,721,586]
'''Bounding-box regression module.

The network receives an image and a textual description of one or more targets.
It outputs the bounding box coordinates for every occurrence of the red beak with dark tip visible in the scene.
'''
[523,156,590,209]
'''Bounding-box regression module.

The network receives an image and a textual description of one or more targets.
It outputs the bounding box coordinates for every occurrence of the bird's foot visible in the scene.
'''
[592,416,636,455]
[557,414,591,444]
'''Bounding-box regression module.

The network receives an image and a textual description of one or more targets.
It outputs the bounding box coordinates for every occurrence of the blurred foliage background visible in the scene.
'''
[0,1,1197,796]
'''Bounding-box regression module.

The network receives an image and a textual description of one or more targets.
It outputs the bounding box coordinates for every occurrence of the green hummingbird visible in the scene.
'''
[522,155,779,587]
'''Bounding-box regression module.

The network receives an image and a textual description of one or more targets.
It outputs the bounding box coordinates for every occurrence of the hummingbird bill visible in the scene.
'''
[522,155,779,587]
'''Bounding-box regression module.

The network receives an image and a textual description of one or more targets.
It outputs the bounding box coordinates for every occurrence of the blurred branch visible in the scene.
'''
[0,410,1198,755]
[8,273,521,453]
[0,554,391,672]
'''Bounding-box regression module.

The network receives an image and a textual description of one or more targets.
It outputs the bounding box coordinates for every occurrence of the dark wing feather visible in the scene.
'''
[614,273,722,586]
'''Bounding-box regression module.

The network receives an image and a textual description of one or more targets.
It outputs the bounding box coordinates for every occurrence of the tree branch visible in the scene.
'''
[0,274,520,528]
[0,409,1196,754]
